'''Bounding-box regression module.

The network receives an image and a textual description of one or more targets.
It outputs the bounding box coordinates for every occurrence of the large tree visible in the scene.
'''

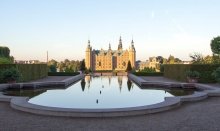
[156,56,163,64]
[203,55,213,64]
[174,58,182,63]
[0,47,10,58]
[48,59,58,72]
[189,52,204,64]
[80,59,86,72]
[55,59,81,72]
[49,65,57,72]
[126,60,132,72]
[211,36,220,56]
[0,46,13,64]
[167,55,175,64]
[48,59,58,66]
[163,58,168,64]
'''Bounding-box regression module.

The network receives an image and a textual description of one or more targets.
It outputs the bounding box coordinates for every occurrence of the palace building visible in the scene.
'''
[85,37,136,71]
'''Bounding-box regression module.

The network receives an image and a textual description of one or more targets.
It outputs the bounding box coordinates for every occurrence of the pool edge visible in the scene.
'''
[0,73,220,117]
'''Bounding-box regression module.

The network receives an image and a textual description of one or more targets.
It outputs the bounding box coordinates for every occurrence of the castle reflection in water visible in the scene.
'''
[80,75,134,92]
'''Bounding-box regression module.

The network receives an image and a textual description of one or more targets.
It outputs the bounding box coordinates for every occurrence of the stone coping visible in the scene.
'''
[0,74,84,90]
[0,73,219,117]
[128,74,218,90]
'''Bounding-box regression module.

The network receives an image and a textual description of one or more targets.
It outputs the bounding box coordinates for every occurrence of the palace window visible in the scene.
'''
[122,62,126,66]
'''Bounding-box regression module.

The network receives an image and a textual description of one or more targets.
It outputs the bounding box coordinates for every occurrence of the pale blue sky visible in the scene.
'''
[0,0,219,61]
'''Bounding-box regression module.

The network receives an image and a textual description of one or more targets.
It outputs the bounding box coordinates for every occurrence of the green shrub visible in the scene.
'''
[80,59,86,72]
[190,64,219,83]
[0,64,47,83]
[164,64,220,83]
[0,57,13,64]
[140,67,156,73]
[186,70,200,78]
[212,67,220,83]
[2,67,21,82]
[49,65,57,72]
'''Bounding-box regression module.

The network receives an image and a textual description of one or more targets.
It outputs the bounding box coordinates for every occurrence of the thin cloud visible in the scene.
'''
[165,10,187,35]
[171,18,186,34]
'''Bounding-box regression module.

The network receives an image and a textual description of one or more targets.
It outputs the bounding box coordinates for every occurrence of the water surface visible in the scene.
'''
[4,76,195,109]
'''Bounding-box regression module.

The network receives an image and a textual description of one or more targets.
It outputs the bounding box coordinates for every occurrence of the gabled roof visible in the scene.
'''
[93,49,128,56]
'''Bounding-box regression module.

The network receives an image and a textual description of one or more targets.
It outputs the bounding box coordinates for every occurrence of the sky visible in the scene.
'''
[0,0,219,62]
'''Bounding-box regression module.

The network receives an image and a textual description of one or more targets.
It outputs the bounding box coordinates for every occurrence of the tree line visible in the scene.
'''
[190,36,220,64]
[48,59,85,72]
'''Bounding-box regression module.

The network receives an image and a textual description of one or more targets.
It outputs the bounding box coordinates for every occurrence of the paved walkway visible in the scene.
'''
[0,97,220,131]
[1,76,220,131]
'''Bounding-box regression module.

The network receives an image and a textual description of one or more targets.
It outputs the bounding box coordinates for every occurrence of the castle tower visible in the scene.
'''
[85,37,136,71]
[129,39,136,69]
[118,36,123,51]
[85,40,92,70]
[108,43,111,51]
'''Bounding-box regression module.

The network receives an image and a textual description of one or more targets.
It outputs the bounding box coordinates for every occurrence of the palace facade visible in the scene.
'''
[85,37,136,71]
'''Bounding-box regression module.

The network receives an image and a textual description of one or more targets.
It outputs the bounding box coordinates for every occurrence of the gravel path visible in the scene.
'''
[0,97,220,131]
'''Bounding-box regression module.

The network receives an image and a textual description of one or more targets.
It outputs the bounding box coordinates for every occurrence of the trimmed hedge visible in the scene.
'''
[164,64,220,83]
[48,72,80,76]
[133,72,164,76]
[0,64,47,82]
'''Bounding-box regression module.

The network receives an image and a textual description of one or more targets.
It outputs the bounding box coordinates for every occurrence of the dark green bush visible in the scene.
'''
[0,57,13,64]
[186,70,200,78]
[164,64,220,83]
[48,72,80,76]
[2,67,20,82]
[212,67,220,83]
[139,67,156,73]
[126,60,132,72]
[0,64,47,83]
[48,65,57,72]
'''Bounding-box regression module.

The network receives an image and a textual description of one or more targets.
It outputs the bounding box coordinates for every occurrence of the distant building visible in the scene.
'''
[139,61,149,70]
[182,61,191,64]
[138,57,160,70]
[28,60,40,64]
[14,60,28,64]
[85,37,136,71]
[14,60,41,64]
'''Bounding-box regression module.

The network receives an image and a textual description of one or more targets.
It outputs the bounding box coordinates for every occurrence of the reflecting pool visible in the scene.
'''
[3,76,196,109]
